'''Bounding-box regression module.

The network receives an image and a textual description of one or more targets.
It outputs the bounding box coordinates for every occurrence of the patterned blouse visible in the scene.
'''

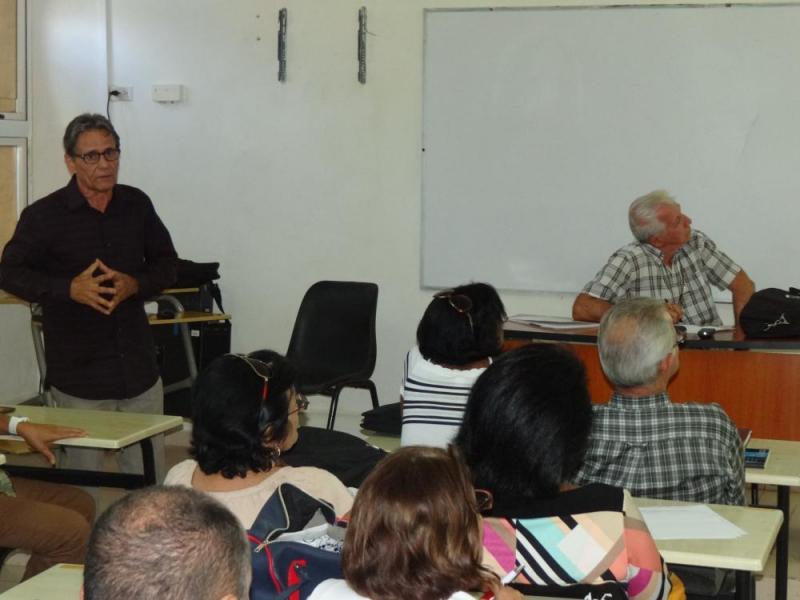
[481,483,684,600]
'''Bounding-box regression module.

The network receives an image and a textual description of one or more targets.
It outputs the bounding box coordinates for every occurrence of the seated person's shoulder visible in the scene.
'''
[163,458,197,485]
[670,401,738,434]
[277,466,354,513]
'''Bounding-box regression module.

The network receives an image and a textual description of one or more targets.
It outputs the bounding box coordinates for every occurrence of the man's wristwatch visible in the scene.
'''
[8,416,30,435]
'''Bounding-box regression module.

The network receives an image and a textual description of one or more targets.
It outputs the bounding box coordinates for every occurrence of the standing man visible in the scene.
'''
[0,113,177,480]
[572,190,754,326]
[574,298,745,505]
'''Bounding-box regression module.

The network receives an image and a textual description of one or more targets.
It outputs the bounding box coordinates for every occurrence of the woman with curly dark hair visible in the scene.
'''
[164,350,353,527]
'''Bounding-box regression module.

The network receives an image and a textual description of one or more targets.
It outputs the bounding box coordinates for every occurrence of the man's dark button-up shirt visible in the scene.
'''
[0,176,177,399]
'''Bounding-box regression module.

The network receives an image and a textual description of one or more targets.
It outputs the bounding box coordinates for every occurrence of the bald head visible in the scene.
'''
[598,298,677,389]
[84,486,250,600]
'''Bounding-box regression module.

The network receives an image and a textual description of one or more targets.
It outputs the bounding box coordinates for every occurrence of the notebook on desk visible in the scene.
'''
[744,448,770,469]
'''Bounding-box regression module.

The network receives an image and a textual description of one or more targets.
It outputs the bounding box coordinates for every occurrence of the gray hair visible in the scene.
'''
[84,486,251,600]
[63,113,120,156]
[628,190,678,242]
[598,298,676,388]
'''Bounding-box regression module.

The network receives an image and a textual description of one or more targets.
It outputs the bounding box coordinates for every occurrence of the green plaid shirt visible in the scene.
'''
[581,230,740,326]
[574,392,745,505]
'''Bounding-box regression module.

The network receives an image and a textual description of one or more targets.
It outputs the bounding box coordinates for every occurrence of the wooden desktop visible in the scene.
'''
[504,322,800,441]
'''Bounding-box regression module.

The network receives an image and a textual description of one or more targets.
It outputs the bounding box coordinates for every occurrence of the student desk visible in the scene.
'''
[635,497,782,600]
[0,405,182,488]
[504,322,800,441]
[2,565,558,600]
[745,438,800,600]
[0,564,83,599]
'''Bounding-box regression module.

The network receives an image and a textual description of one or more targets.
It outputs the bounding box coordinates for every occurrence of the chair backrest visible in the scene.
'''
[286,281,378,388]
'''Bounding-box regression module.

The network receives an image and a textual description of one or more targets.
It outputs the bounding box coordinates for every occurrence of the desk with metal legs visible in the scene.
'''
[745,438,800,600]
[635,497,782,600]
[0,406,182,489]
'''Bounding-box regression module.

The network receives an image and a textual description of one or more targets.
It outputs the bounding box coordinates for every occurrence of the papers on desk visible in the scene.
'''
[508,315,599,330]
[639,505,746,540]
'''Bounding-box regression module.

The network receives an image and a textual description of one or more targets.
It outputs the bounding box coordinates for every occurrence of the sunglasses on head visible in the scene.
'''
[433,290,474,334]
[229,354,273,400]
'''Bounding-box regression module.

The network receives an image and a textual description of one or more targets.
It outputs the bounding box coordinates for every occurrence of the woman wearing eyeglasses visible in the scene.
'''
[164,350,354,528]
[309,445,522,600]
[454,345,685,600]
[401,282,506,448]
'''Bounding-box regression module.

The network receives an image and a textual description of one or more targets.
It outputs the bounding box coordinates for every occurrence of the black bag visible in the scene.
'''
[247,484,345,600]
[282,426,386,487]
[740,288,800,338]
[174,258,220,287]
[360,402,402,435]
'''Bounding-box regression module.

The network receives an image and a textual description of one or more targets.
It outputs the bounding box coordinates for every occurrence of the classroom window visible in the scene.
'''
[0,139,26,249]
[0,0,25,118]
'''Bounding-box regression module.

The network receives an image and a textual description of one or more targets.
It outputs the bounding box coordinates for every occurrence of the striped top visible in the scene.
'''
[482,484,681,600]
[400,346,485,448]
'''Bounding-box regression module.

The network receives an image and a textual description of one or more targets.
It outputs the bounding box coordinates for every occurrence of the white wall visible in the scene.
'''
[5,0,736,410]
[100,0,578,416]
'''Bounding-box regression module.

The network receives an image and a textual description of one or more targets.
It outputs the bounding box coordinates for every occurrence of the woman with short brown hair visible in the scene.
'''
[310,446,520,600]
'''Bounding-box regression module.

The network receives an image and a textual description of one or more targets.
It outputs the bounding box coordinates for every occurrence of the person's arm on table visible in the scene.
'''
[729,269,755,327]
[0,414,87,466]
[572,293,613,322]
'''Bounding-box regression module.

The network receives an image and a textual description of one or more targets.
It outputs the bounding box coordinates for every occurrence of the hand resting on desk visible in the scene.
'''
[15,422,87,466]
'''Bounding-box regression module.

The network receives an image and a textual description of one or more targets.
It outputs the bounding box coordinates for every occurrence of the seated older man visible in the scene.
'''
[574,298,744,505]
[83,486,250,600]
[572,190,754,326]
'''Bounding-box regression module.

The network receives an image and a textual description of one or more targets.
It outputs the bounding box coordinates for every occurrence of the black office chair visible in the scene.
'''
[286,281,379,430]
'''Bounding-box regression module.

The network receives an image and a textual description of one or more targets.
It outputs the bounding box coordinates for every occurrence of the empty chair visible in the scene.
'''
[286,281,379,430]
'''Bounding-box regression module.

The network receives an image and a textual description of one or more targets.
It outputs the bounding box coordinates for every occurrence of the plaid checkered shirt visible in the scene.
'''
[582,230,740,325]
[574,392,745,506]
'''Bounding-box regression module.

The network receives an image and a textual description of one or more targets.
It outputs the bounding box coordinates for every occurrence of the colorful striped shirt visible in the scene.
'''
[482,484,681,600]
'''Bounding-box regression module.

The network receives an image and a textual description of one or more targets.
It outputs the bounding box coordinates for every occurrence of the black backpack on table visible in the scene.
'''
[740,288,800,338]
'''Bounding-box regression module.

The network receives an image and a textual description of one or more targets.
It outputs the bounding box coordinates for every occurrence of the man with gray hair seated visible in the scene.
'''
[83,486,251,600]
[572,190,754,327]
[573,298,744,506]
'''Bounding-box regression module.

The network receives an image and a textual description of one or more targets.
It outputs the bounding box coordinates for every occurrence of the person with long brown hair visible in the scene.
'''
[310,446,521,600]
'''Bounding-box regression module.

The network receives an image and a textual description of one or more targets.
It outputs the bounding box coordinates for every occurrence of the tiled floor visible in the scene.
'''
[2,406,799,599]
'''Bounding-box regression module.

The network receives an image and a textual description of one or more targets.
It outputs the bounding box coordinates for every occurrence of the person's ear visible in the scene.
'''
[658,351,674,376]
[65,153,77,175]
[219,594,239,600]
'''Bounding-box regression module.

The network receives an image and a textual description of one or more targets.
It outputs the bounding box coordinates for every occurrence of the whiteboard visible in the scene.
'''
[421,5,800,294]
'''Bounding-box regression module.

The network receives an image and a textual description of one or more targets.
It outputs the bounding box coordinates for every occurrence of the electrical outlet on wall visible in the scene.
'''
[109,86,133,101]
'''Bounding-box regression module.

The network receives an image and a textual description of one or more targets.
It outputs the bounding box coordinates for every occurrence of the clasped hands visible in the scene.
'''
[69,258,139,315]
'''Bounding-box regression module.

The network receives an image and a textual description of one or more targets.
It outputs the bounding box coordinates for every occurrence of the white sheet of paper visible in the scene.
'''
[508,315,599,330]
[639,505,746,540]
